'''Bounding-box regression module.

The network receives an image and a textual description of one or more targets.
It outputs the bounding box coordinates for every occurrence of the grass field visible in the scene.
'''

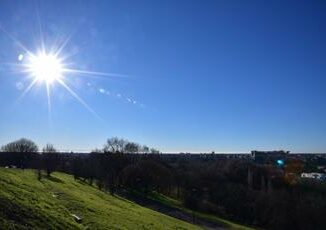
[0,168,201,230]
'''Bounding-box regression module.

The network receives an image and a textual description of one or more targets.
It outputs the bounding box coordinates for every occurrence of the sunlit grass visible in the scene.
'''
[0,168,201,229]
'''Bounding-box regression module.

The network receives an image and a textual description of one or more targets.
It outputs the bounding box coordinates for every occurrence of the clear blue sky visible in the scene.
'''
[0,0,325,153]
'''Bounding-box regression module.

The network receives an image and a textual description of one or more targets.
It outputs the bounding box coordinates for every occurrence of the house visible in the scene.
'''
[301,173,326,181]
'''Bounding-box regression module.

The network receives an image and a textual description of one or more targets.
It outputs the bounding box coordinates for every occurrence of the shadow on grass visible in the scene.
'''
[114,194,136,205]
[77,179,93,187]
[45,175,65,184]
[116,190,229,230]
[0,197,40,225]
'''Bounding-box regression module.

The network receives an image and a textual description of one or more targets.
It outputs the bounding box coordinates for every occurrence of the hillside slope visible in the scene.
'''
[0,168,201,229]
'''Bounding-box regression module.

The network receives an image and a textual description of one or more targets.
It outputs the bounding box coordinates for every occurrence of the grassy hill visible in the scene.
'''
[0,168,201,230]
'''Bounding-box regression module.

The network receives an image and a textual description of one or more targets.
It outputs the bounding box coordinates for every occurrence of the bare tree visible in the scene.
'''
[142,145,150,153]
[1,138,38,152]
[150,148,160,154]
[102,137,160,154]
[42,144,57,153]
[103,137,126,153]
[42,144,59,176]
[124,142,140,153]
[0,138,38,169]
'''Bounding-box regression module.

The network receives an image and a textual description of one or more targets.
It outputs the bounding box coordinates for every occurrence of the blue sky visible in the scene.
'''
[0,0,325,153]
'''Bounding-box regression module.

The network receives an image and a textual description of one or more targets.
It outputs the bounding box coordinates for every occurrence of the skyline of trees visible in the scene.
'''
[1,137,160,154]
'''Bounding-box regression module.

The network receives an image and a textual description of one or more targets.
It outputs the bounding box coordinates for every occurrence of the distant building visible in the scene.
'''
[301,173,326,181]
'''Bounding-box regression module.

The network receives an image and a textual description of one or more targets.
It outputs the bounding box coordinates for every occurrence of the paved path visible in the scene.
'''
[117,191,226,230]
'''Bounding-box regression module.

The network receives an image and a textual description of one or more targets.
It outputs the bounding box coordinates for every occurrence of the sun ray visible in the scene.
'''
[0,24,35,57]
[0,63,28,75]
[1,22,135,121]
[35,2,45,54]
[57,78,101,119]
[62,68,130,79]
[53,31,75,59]
[46,82,52,126]
[17,77,38,102]
[12,78,39,110]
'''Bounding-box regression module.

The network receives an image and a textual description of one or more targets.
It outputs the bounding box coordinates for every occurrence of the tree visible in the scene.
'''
[1,138,38,152]
[43,144,57,153]
[124,142,140,153]
[42,144,59,176]
[91,148,103,153]
[103,137,126,153]
[150,148,160,154]
[142,145,150,153]
[120,160,173,193]
[0,138,38,169]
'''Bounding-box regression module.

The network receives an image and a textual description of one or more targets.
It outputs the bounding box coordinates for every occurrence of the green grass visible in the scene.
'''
[148,192,255,230]
[0,168,201,230]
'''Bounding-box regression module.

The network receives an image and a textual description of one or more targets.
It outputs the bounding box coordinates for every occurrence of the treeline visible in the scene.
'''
[1,138,326,229]
[96,137,160,154]
[0,137,160,154]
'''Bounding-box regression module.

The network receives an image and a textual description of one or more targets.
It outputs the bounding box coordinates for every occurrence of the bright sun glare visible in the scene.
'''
[4,25,122,120]
[0,18,124,120]
[27,53,63,84]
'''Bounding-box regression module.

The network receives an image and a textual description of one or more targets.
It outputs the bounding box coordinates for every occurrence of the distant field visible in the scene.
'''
[0,168,201,229]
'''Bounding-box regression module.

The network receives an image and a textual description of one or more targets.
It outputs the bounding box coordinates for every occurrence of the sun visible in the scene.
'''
[1,18,132,121]
[27,53,63,84]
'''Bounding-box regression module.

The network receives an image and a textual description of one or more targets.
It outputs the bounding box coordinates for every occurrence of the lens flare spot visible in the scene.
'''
[18,54,24,61]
